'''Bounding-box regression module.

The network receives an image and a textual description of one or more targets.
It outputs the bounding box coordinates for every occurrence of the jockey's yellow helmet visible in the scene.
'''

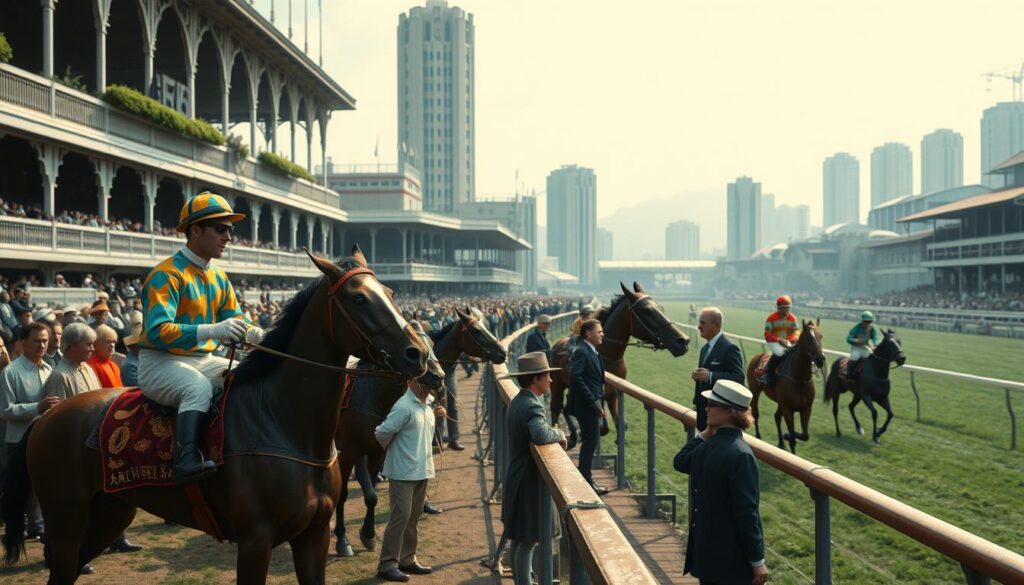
[176,192,246,233]
[776,295,793,307]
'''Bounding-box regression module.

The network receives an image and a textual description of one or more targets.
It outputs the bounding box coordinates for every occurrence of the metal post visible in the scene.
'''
[810,487,832,585]
[568,528,590,585]
[538,484,554,585]
[907,371,921,422]
[615,388,626,490]
[961,563,992,585]
[646,405,656,519]
[1006,388,1017,450]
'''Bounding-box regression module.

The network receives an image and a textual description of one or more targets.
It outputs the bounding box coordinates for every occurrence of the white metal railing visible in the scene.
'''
[0,63,339,209]
[674,320,1024,448]
[24,287,99,307]
[0,216,316,275]
[373,263,522,285]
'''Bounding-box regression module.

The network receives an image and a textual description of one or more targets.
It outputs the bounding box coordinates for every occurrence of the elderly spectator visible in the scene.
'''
[0,322,53,541]
[374,377,446,582]
[87,324,123,388]
[500,352,566,585]
[691,307,745,432]
[674,380,768,585]
[42,323,100,400]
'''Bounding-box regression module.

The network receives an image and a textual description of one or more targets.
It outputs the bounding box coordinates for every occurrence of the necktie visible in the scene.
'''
[700,343,710,367]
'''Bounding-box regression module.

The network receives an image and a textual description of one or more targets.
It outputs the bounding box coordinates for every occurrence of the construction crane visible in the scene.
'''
[984,62,1024,102]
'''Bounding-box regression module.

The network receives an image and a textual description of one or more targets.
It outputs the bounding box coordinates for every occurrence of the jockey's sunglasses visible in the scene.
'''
[200,222,234,236]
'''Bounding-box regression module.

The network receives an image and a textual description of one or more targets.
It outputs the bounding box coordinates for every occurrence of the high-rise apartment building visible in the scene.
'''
[547,165,597,285]
[727,176,761,259]
[823,152,860,227]
[921,129,963,195]
[398,0,475,214]
[870,142,913,209]
[981,102,1024,188]
[665,220,700,260]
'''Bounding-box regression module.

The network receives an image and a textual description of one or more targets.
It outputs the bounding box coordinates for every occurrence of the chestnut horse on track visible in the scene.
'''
[549,282,689,444]
[2,247,432,585]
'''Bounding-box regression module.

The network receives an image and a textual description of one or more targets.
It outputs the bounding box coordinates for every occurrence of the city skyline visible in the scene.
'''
[248,0,1024,247]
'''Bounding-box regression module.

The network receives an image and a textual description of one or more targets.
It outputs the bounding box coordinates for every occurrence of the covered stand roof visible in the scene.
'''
[897,186,1024,223]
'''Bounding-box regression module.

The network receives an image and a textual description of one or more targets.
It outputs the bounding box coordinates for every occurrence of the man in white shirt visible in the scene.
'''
[373,379,446,583]
[0,322,54,540]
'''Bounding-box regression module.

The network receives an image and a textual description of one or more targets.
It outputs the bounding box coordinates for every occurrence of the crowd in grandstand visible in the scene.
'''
[721,288,1024,313]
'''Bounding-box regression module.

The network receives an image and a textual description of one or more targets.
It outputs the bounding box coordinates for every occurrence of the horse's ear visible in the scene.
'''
[305,248,342,279]
[455,307,470,321]
[816,318,820,327]
[350,244,368,267]
[620,282,639,302]
[633,281,646,294]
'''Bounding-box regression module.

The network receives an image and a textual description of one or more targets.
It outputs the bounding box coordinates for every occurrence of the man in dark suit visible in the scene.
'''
[567,319,608,495]
[691,307,744,432]
[525,314,552,359]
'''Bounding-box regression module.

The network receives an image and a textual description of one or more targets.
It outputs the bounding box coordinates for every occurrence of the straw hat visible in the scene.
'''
[536,314,552,324]
[500,351,561,379]
[91,299,110,314]
[701,379,753,410]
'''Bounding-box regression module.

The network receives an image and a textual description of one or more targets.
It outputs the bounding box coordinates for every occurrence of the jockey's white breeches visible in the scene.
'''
[138,349,229,414]
[849,346,871,361]
[767,342,787,357]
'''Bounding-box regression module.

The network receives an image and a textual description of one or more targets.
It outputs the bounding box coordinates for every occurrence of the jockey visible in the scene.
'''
[845,311,879,379]
[137,192,264,484]
[760,295,799,387]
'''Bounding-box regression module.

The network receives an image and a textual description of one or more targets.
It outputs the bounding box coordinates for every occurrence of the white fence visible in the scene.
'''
[675,321,1023,449]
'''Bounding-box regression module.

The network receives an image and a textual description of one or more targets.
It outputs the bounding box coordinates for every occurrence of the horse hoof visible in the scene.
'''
[872,438,881,446]
[857,428,865,436]
[336,543,355,558]
[360,535,376,551]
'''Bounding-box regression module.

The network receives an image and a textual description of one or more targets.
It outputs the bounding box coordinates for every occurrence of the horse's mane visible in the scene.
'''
[427,319,458,343]
[232,257,361,384]
[597,294,628,325]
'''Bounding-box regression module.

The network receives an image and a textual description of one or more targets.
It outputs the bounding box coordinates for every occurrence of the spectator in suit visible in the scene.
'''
[674,380,768,585]
[9,286,33,317]
[525,314,552,359]
[500,351,566,585]
[43,319,63,368]
[567,318,608,495]
[691,307,745,431]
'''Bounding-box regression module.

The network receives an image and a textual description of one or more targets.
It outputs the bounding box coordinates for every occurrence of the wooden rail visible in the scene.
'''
[603,372,1024,584]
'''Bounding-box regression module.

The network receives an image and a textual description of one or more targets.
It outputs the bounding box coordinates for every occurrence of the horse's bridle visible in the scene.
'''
[603,296,672,351]
[871,334,905,368]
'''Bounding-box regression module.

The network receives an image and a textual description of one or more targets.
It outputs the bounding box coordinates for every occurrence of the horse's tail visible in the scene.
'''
[823,359,843,403]
[2,425,33,564]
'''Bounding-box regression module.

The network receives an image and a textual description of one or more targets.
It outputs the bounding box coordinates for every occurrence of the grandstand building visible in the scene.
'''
[0,1,525,294]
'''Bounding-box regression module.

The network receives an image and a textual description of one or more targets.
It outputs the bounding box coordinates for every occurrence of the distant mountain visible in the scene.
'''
[597,188,724,260]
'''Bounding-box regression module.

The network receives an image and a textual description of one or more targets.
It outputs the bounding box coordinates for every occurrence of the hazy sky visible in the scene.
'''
[252,0,1024,230]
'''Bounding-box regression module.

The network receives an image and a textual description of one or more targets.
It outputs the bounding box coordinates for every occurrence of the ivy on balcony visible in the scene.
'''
[258,151,315,183]
[103,85,225,146]
[0,33,12,63]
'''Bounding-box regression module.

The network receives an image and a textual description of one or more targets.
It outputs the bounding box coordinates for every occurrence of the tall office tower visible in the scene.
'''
[727,176,761,259]
[980,102,1024,188]
[597,227,614,261]
[823,152,860,227]
[870,142,913,208]
[398,0,475,214]
[546,165,597,285]
[665,220,700,260]
[921,129,964,194]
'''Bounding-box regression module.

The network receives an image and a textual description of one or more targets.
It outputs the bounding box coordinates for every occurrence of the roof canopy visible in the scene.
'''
[898,186,1024,223]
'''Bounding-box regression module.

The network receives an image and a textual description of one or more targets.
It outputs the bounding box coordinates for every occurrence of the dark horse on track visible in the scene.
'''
[824,329,906,445]
[333,307,506,557]
[747,320,826,454]
[550,282,690,444]
[2,247,434,585]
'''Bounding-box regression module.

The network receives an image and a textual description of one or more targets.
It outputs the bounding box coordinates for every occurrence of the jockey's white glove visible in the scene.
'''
[198,319,247,344]
[244,326,265,345]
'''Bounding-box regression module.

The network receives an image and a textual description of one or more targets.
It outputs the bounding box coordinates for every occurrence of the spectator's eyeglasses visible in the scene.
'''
[202,223,234,236]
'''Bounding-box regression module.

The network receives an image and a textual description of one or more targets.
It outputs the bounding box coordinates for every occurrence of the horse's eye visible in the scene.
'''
[354,294,367,305]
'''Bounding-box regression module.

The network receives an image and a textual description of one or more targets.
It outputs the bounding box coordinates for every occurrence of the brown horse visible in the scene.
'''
[333,307,506,557]
[2,247,431,585]
[550,282,689,444]
[746,319,825,454]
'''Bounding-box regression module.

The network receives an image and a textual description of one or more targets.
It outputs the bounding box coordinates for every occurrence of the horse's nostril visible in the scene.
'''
[405,347,422,363]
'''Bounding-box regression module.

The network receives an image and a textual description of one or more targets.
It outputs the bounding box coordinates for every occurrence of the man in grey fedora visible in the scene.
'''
[674,379,769,585]
[500,352,567,585]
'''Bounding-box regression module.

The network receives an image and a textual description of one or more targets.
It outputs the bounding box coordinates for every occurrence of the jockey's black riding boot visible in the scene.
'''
[762,354,780,387]
[172,410,216,484]
[846,359,857,380]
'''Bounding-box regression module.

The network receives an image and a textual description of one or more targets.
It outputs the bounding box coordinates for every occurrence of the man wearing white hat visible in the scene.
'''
[673,380,769,585]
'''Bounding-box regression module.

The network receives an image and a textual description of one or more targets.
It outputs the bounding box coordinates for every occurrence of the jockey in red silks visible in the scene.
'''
[137,192,263,484]
[760,295,799,387]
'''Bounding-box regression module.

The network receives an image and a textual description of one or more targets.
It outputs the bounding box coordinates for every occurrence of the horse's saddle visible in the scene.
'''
[90,384,230,493]
[754,351,795,379]
[839,358,866,384]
